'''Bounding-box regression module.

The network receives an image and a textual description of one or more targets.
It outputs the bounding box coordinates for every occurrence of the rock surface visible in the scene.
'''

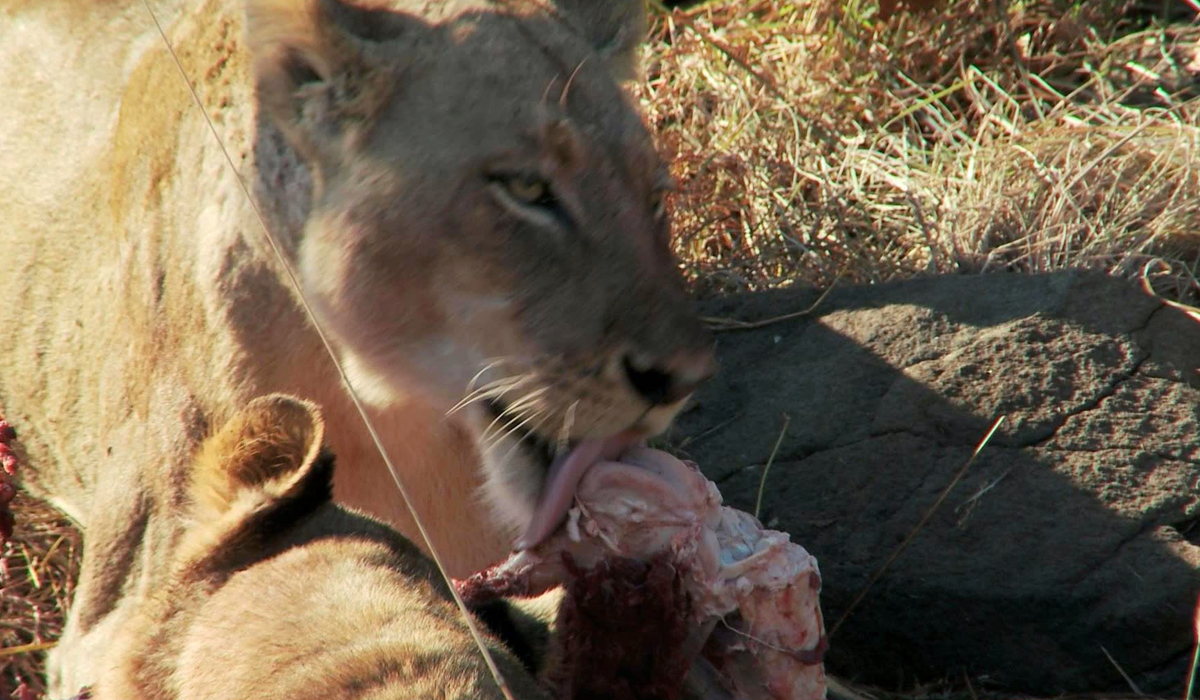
[671,270,1200,695]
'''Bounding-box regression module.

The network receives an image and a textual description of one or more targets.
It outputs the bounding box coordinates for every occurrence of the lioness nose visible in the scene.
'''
[623,348,717,406]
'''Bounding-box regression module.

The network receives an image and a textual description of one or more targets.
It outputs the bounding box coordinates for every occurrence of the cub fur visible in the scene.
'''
[0,0,713,693]
[95,394,547,700]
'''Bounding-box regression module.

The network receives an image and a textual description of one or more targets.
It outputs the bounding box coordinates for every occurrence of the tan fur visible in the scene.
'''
[94,395,546,700]
[0,0,713,694]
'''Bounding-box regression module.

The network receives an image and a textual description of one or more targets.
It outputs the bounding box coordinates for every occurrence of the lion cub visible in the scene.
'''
[94,394,545,700]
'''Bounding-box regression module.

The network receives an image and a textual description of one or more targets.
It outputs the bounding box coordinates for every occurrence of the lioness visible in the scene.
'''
[94,393,547,700]
[0,0,714,694]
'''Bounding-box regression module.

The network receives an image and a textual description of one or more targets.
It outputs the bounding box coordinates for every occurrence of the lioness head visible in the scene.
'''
[98,394,543,700]
[246,0,716,538]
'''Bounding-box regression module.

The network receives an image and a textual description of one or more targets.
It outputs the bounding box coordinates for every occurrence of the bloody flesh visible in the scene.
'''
[458,447,827,700]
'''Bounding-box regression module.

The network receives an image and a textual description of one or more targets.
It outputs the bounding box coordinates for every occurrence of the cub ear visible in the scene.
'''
[178,394,334,579]
[553,0,649,82]
[189,394,330,525]
[245,0,422,167]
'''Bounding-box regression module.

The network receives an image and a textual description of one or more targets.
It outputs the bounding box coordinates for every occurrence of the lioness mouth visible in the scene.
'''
[483,399,642,552]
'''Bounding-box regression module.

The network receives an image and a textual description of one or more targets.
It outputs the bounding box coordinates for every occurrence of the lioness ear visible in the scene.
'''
[245,0,418,167]
[190,394,330,524]
[553,0,649,82]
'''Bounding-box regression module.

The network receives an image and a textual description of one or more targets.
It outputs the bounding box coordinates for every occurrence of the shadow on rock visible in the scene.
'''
[671,270,1200,696]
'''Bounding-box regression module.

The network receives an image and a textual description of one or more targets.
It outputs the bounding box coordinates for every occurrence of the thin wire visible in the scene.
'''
[139,3,516,697]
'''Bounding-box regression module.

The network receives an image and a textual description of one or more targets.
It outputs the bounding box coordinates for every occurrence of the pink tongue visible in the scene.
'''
[514,432,640,552]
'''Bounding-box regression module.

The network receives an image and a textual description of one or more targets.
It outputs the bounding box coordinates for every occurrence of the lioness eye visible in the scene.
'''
[505,174,556,209]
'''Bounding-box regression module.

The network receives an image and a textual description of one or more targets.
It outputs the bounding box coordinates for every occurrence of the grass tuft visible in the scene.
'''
[1,497,80,698]
[640,0,1200,302]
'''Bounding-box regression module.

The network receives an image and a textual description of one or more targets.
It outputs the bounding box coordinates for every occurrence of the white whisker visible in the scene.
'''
[479,387,550,448]
[493,411,557,468]
[483,408,552,459]
[446,373,532,417]
[465,357,520,395]
[499,385,550,418]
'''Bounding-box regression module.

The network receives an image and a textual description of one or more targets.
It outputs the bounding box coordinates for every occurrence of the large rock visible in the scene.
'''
[672,271,1200,696]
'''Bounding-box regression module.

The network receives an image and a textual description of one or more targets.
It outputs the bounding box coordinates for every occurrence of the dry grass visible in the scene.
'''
[4,0,1200,698]
[0,497,80,698]
[640,0,1200,302]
